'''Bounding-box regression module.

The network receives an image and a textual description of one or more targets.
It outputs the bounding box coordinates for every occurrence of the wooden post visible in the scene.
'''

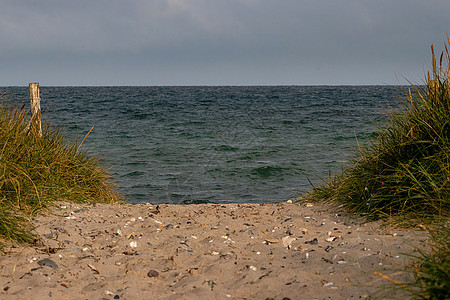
[29,82,42,137]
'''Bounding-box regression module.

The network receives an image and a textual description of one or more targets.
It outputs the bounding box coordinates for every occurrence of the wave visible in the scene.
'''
[250,165,286,179]
[214,145,239,151]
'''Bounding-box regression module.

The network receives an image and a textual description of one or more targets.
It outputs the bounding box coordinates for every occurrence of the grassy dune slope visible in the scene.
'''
[0,102,120,246]
[307,37,450,299]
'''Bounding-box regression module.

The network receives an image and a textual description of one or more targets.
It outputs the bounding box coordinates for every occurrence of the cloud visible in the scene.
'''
[1,0,449,85]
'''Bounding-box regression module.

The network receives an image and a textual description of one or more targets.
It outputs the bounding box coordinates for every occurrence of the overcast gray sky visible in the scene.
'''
[1,0,449,86]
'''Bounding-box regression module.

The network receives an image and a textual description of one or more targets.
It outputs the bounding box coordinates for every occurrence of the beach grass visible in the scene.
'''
[307,36,450,299]
[0,101,121,248]
[308,44,449,224]
[408,223,449,299]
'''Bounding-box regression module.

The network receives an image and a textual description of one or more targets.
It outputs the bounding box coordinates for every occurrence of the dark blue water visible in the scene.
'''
[1,86,406,204]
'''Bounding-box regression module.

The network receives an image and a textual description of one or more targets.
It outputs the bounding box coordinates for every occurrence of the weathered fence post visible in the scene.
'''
[29,82,42,137]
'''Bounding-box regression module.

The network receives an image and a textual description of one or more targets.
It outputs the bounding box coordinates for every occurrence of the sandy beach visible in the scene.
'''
[0,201,428,300]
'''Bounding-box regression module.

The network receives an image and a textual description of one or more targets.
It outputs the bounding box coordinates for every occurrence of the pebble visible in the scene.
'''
[54,226,68,233]
[306,238,318,245]
[326,236,336,242]
[147,269,159,277]
[44,233,55,239]
[73,207,89,213]
[325,245,334,252]
[37,258,59,269]
[282,217,292,223]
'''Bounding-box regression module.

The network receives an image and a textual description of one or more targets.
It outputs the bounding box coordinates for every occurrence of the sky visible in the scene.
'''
[1,0,449,86]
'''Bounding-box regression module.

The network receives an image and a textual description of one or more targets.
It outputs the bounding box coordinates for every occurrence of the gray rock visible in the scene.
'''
[37,258,59,269]
[147,269,159,277]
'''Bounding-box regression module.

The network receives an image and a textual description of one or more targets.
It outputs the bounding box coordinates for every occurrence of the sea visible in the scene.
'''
[1,86,407,204]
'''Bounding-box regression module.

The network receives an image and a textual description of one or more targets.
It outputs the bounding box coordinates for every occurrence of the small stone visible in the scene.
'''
[114,295,120,299]
[44,233,55,239]
[306,238,318,245]
[326,236,336,242]
[129,241,137,248]
[37,258,59,269]
[73,207,89,213]
[147,269,159,277]
[54,226,68,233]
[325,245,334,252]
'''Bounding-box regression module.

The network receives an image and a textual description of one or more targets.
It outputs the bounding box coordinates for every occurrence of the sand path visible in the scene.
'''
[0,201,428,299]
